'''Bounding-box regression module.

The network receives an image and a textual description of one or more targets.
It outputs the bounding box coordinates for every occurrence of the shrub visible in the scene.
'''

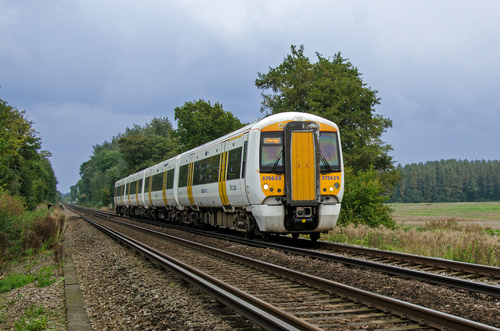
[339,167,396,228]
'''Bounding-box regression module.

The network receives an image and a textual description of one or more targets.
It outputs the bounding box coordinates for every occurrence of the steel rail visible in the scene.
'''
[81,215,321,331]
[70,206,500,298]
[313,241,500,278]
[70,206,500,331]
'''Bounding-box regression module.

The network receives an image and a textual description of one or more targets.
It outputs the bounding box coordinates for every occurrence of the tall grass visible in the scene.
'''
[0,192,66,267]
[324,218,500,266]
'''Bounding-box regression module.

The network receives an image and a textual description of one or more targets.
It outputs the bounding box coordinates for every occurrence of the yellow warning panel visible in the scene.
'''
[291,131,315,201]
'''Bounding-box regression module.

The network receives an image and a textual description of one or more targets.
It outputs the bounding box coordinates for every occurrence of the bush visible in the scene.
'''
[339,167,395,228]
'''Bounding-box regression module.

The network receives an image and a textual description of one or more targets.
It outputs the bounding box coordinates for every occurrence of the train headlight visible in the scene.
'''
[330,187,334,191]
[263,184,269,190]
[334,183,340,189]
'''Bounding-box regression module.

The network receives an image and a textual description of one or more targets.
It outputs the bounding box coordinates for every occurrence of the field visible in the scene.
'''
[390,201,500,230]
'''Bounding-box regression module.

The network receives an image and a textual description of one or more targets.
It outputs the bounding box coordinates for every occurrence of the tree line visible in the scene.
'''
[389,159,500,203]
[0,99,58,209]
[71,101,244,207]
[73,45,399,227]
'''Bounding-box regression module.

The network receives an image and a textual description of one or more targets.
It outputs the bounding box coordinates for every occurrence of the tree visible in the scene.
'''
[255,45,400,226]
[174,99,245,152]
[0,99,57,208]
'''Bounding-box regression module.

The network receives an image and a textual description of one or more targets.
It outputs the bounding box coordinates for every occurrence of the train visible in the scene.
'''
[114,112,344,241]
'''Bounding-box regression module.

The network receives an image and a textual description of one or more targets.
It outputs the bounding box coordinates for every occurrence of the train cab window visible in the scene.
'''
[260,132,284,173]
[227,147,242,180]
[319,132,341,172]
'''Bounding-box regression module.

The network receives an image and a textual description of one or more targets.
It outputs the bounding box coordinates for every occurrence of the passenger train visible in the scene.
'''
[114,112,344,241]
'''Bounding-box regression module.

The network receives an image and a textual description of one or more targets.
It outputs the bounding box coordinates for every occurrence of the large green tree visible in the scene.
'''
[255,45,399,226]
[0,99,58,208]
[174,99,245,152]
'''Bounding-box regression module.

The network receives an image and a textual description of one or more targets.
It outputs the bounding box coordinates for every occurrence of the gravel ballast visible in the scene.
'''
[96,214,500,329]
[66,208,500,329]
[65,210,247,330]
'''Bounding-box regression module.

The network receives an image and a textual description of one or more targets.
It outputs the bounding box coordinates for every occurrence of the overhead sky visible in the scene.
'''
[2,1,499,194]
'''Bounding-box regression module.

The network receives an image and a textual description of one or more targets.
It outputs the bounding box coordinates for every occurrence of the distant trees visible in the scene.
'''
[0,99,58,209]
[73,105,244,207]
[389,159,500,203]
[72,117,178,207]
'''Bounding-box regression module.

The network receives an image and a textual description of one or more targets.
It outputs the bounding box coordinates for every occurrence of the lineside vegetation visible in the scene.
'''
[325,218,500,266]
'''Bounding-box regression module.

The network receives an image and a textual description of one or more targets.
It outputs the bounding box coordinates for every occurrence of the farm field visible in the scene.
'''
[390,201,500,229]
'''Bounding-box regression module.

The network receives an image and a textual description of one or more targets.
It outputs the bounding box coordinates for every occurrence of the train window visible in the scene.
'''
[130,181,137,194]
[138,179,143,193]
[207,155,220,183]
[242,141,247,179]
[193,161,202,185]
[260,132,284,173]
[166,169,175,189]
[178,164,189,188]
[227,147,242,180]
[319,132,341,172]
[144,178,151,193]
[151,173,163,191]
[193,154,219,185]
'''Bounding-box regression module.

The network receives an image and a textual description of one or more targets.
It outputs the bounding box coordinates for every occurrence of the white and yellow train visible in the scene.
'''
[114,112,343,241]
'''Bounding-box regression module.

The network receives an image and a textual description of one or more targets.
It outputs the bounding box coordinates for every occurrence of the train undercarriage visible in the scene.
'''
[115,204,323,242]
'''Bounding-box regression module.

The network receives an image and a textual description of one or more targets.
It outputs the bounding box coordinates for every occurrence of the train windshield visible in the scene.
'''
[319,132,341,172]
[260,132,284,173]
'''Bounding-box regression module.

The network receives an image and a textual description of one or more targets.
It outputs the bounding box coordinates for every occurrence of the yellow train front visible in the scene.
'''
[114,112,344,242]
[246,112,344,241]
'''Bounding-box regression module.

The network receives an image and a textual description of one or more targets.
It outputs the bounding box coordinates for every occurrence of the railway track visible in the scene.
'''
[74,206,500,299]
[67,205,499,330]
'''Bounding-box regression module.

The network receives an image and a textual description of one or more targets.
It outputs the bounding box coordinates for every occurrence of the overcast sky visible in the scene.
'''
[2,1,499,194]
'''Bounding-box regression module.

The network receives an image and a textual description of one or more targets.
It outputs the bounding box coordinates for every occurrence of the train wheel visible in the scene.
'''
[310,233,320,242]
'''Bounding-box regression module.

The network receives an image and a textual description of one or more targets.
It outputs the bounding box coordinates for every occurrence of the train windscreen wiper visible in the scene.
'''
[319,150,334,173]
[271,150,283,173]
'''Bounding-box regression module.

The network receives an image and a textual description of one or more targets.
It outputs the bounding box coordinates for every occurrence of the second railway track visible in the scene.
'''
[79,206,500,298]
[68,205,500,330]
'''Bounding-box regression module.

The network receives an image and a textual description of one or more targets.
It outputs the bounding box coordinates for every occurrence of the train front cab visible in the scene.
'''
[250,116,343,240]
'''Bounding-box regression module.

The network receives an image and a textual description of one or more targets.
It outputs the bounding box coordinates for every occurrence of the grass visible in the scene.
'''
[390,201,500,221]
[14,304,48,331]
[326,201,500,267]
[0,264,57,293]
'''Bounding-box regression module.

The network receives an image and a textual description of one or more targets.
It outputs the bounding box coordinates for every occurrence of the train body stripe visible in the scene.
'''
[187,163,195,205]
[135,181,139,206]
[127,183,131,206]
[162,171,168,205]
[218,151,230,206]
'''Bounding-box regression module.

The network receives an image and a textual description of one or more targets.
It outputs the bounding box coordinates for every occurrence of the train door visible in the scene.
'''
[225,134,249,207]
[240,134,250,206]
[284,121,321,206]
[218,140,230,209]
